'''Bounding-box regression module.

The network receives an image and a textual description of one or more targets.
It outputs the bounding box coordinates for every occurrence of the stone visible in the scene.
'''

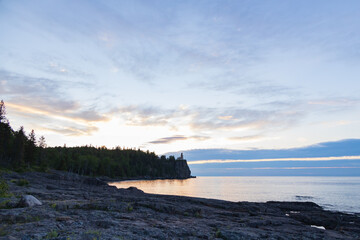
[17,195,42,208]
[83,177,107,186]
[56,216,73,221]
[94,220,114,228]
[0,170,359,239]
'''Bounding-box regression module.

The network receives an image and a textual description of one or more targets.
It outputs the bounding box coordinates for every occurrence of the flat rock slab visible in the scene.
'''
[0,171,359,240]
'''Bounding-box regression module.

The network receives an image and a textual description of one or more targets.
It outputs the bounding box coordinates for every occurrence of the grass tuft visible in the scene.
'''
[45,230,59,239]
[16,179,29,186]
[0,179,9,197]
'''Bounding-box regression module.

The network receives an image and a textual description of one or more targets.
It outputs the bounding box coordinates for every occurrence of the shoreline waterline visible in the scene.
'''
[109,176,360,214]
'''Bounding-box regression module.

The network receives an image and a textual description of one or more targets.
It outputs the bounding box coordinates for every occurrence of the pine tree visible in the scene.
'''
[12,127,26,169]
[25,129,37,166]
[0,100,14,167]
[37,135,47,167]
[38,136,46,148]
[0,100,6,123]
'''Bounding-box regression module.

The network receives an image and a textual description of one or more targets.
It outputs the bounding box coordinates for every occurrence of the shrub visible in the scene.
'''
[0,200,10,209]
[0,179,9,197]
[45,230,58,239]
[126,203,133,212]
[0,226,8,236]
[16,179,29,186]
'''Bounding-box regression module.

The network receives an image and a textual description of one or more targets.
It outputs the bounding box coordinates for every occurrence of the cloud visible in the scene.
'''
[0,70,59,97]
[7,100,107,123]
[0,70,107,122]
[228,135,263,142]
[113,104,303,134]
[114,105,180,126]
[226,166,360,170]
[188,156,360,165]
[167,139,360,161]
[45,60,92,78]
[148,135,209,144]
[0,70,108,136]
[308,98,360,107]
[189,107,302,131]
[41,125,99,136]
[187,70,296,99]
[218,115,233,120]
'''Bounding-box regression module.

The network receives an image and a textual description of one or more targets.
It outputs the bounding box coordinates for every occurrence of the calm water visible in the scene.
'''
[109,176,360,213]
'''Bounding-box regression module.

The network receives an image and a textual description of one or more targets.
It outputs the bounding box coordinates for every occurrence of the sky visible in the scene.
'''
[169,139,360,176]
[1,0,360,166]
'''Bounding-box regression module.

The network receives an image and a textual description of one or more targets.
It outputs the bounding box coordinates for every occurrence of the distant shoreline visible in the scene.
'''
[101,175,196,183]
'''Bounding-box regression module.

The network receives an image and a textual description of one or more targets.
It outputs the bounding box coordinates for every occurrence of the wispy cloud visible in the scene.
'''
[41,125,98,136]
[1,70,108,136]
[228,135,263,142]
[0,70,107,120]
[7,100,107,124]
[189,73,295,99]
[149,135,209,145]
[8,103,102,136]
[308,98,360,108]
[226,166,360,170]
[113,105,180,127]
[113,104,303,133]
[225,166,360,170]
[1,0,359,151]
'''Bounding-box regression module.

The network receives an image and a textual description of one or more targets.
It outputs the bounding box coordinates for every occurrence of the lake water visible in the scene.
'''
[109,176,360,213]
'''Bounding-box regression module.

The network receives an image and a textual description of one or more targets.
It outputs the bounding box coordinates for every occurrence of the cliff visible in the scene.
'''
[174,159,191,179]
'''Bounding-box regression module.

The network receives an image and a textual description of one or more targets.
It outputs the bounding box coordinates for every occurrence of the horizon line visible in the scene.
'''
[188,155,360,165]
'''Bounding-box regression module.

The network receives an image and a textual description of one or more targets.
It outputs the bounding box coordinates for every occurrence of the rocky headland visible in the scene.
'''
[0,170,359,240]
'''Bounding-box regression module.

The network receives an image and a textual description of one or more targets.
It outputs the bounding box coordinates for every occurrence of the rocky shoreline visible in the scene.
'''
[0,170,359,239]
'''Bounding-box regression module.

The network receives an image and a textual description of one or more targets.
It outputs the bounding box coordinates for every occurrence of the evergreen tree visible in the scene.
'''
[25,129,37,166]
[12,127,26,169]
[38,136,46,148]
[0,100,6,123]
[0,100,14,167]
[0,100,186,178]
[37,135,47,167]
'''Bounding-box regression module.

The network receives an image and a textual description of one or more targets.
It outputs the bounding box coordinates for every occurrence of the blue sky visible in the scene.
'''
[169,139,360,176]
[1,0,360,160]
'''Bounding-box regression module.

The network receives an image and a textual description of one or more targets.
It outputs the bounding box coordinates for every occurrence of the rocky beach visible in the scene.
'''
[0,170,359,240]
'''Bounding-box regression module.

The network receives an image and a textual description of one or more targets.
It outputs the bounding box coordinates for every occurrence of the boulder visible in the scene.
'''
[17,195,42,208]
[126,186,144,194]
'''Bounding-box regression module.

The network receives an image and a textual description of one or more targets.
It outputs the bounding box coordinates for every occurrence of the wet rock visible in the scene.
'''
[93,220,114,229]
[17,195,42,207]
[126,186,144,194]
[83,177,107,186]
[0,171,359,240]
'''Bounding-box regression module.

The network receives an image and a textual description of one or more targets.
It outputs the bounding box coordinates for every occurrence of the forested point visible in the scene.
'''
[0,100,185,179]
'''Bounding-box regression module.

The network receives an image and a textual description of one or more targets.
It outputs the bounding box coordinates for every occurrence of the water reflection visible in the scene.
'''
[109,176,360,213]
[109,178,197,197]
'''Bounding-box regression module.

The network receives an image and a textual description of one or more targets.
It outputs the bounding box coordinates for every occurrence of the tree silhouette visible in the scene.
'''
[12,127,26,168]
[0,100,6,123]
[0,100,186,179]
[25,130,37,166]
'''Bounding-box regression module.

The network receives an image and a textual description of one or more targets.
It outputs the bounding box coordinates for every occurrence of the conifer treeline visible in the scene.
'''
[0,100,178,178]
